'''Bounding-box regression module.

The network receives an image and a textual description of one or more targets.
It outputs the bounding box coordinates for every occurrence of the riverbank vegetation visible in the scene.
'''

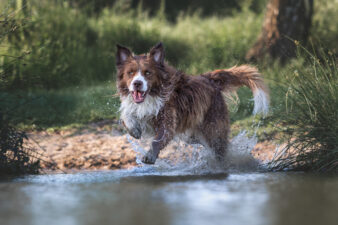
[0,114,40,175]
[0,0,337,172]
[269,49,338,172]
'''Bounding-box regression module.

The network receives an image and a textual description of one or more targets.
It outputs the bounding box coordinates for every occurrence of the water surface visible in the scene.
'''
[1,168,338,225]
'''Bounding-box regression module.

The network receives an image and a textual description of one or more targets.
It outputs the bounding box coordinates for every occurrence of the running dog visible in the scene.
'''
[116,43,269,164]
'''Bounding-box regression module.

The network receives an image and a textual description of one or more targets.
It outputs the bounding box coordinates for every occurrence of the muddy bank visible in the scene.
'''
[24,121,277,172]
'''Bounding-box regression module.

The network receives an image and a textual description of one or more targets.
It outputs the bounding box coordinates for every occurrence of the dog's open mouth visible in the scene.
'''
[132,91,147,103]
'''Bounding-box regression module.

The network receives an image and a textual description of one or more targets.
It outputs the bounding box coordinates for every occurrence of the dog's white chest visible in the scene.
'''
[119,95,163,137]
[119,95,163,120]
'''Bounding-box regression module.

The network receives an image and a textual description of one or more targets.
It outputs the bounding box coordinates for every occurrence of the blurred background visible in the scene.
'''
[1,0,336,127]
[0,0,337,173]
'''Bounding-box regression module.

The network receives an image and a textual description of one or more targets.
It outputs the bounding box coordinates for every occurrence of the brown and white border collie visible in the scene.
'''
[116,43,269,164]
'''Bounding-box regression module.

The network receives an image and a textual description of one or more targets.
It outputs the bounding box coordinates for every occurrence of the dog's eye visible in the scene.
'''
[145,71,151,76]
[128,71,134,76]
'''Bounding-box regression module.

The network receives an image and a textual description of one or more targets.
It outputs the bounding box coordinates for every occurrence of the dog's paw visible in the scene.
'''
[142,151,157,164]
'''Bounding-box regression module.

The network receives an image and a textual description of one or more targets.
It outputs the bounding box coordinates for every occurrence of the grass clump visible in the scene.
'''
[269,49,338,172]
[0,113,40,176]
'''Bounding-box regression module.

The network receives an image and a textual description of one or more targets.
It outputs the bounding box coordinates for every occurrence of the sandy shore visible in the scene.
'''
[24,120,277,172]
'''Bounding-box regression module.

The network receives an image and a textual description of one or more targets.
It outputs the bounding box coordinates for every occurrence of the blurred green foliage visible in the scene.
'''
[0,0,337,130]
[68,0,268,20]
[1,0,337,90]
[0,0,265,90]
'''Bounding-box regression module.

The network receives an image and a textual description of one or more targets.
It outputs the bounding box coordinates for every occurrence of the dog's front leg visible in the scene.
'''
[142,110,175,164]
[121,117,142,139]
[142,127,173,164]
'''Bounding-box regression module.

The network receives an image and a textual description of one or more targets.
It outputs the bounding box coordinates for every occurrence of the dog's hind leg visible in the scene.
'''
[200,92,230,162]
[204,135,229,161]
[201,123,229,162]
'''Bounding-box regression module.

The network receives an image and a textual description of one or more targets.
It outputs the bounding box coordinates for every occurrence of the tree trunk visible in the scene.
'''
[246,0,313,63]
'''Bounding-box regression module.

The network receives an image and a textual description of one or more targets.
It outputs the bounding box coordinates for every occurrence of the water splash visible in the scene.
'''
[126,135,147,164]
[127,130,261,175]
[226,131,259,172]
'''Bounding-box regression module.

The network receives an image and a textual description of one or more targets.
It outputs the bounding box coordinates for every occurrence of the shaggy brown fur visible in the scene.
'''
[116,43,269,164]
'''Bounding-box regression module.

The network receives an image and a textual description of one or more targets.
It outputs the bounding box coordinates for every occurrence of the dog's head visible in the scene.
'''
[115,43,167,104]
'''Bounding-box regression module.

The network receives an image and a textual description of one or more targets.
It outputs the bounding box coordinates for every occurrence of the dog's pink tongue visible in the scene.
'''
[138,91,142,99]
[133,91,144,103]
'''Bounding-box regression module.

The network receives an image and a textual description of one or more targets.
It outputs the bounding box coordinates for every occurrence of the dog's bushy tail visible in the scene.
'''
[203,65,269,115]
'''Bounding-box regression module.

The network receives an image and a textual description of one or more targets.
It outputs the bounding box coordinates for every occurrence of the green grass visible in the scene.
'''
[0,82,120,130]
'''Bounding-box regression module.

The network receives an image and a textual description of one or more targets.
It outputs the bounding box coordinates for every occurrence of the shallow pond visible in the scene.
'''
[1,168,338,225]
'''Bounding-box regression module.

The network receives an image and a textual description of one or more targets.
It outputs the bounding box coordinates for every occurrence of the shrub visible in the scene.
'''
[269,49,338,172]
[0,1,41,175]
[0,112,40,176]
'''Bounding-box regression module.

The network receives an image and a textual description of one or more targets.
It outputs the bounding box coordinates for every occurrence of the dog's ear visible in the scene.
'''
[116,44,132,66]
[149,42,165,65]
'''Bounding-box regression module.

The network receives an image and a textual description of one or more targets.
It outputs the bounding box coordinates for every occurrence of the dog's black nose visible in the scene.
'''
[133,80,143,90]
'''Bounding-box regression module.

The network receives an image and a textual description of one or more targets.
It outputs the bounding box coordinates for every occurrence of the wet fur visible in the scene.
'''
[116,43,269,164]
